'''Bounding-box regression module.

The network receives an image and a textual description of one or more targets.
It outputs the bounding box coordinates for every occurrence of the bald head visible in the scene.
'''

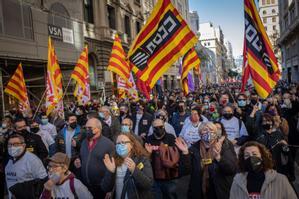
[86,118,102,139]
[99,106,111,120]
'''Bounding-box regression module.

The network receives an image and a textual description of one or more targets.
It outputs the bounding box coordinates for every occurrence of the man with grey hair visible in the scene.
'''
[98,106,121,140]
[148,109,176,137]
[74,118,114,198]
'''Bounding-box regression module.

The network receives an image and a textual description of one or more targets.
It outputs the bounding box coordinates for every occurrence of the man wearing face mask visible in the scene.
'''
[41,152,92,199]
[39,113,57,140]
[55,113,83,172]
[74,118,114,198]
[118,104,132,123]
[121,118,143,144]
[5,134,48,198]
[30,121,55,156]
[171,101,190,136]
[220,106,249,149]
[15,118,48,162]
[99,106,121,141]
[230,141,297,199]
[148,109,176,137]
[145,119,190,199]
[132,102,153,140]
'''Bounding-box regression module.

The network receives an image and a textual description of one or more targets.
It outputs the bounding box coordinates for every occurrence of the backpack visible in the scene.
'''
[69,175,78,199]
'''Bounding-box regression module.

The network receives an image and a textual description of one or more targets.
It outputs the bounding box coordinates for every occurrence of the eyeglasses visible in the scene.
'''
[47,164,62,170]
[85,127,94,131]
[8,142,24,147]
[116,141,131,145]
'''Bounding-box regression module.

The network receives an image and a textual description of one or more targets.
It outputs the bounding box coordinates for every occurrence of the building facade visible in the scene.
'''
[225,40,235,70]
[0,0,85,113]
[199,22,227,83]
[189,10,199,34]
[259,0,282,73]
[278,0,299,83]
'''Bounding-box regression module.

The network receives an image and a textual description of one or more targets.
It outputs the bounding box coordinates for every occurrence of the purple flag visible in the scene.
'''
[187,72,194,92]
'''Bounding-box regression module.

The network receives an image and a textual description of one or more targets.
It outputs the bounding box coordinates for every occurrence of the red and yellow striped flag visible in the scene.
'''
[107,34,130,82]
[128,0,198,93]
[71,46,90,105]
[46,37,64,116]
[181,48,200,95]
[242,0,281,98]
[4,63,30,110]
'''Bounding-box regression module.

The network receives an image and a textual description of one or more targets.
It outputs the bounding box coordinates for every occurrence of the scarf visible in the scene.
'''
[199,141,213,198]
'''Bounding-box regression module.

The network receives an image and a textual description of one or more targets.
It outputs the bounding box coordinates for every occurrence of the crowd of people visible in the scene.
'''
[0,82,299,199]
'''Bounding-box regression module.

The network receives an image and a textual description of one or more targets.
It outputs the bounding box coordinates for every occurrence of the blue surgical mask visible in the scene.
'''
[41,119,48,125]
[201,132,215,143]
[238,100,247,107]
[121,125,130,133]
[99,112,105,119]
[116,143,129,158]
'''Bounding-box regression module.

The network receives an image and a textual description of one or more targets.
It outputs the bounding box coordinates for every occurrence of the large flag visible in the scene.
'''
[71,46,90,105]
[4,63,30,110]
[128,0,198,97]
[117,75,127,99]
[107,34,130,82]
[242,0,281,98]
[45,37,64,116]
[117,73,139,100]
[180,48,200,95]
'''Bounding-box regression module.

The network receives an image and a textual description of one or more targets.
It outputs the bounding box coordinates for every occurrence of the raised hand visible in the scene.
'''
[124,157,136,173]
[145,143,153,154]
[103,154,116,173]
[175,137,189,154]
[213,137,225,161]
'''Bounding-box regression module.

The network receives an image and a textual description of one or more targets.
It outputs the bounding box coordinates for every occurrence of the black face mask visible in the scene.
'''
[30,127,39,134]
[178,106,184,113]
[251,99,258,105]
[69,122,77,129]
[262,123,272,130]
[153,127,165,138]
[20,129,29,134]
[120,111,125,117]
[244,156,263,172]
[86,130,95,140]
[223,113,233,120]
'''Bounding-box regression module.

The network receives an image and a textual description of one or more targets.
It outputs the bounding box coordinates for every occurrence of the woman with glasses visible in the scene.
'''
[103,133,154,199]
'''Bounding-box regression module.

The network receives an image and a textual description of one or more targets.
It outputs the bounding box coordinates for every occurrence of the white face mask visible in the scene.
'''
[8,146,24,157]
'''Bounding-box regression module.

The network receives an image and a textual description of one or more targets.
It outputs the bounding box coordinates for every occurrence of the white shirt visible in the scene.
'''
[116,164,128,199]
[40,122,57,139]
[65,129,75,158]
[36,130,55,151]
[148,122,177,137]
[5,152,47,199]
[50,177,93,199]
[220,116,248,140]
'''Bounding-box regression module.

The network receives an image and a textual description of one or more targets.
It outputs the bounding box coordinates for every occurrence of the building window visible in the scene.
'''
[107,5,116,29]
[272,9,276,14]
[265,26,267,31]
[135,20,141,35]
[271,0,275,4]
[84,0,94,24]
[124,15,131,38]
[263,10,267,15]
[272,17,276,22]
[263,17,267,23]
[262,0,265,5]
[266,0,270,4]
[48,3,72,29]
[1,0,33,39]
[273,25,276,30]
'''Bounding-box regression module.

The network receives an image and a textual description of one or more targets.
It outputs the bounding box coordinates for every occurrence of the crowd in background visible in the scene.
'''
[0,81,299,199]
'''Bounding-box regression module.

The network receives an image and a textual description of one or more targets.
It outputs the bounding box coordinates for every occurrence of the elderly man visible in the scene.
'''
[148,109,176,137]
[121,118,143,144]
[99,106,121,140]
[74,118,114,198]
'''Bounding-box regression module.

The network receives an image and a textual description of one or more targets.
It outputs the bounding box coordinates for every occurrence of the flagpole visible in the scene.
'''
[32,89,46,120]
[61,78,72,101]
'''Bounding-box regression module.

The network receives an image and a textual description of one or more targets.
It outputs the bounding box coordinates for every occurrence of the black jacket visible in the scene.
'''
[188,139,237,199]
[22,131,48,162]
[114,156,154,199]
[132,112,153,136]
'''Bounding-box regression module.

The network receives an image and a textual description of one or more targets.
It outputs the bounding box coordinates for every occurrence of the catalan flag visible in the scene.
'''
[71,46,90,105]
[181,48,200,95]
[128,0,198,94]
[4,63,30,110]
[45,37,64,116]
[107,34,130,82]
[242,0,281,98]
[117,75,127,99]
